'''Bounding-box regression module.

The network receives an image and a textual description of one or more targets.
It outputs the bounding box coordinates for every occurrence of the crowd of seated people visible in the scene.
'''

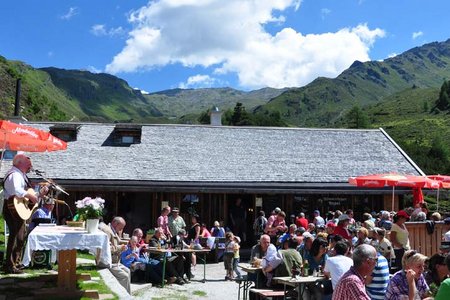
[97,203,450,299]
[244,206,450,300]
[97,206,233,291]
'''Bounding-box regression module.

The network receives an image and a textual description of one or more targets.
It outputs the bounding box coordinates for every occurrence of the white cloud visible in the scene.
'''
[387,53,398,59]
[90,24,125,37]
[86,66,102,73]
[321,8,331,19]
[91,24,107,36]
[106,0,385,89]
[412,31,423,40]
[178,74,222,89]
[60,7,78,20]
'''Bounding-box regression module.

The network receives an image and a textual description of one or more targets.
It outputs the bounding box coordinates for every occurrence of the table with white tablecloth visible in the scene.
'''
[23,225,111,291]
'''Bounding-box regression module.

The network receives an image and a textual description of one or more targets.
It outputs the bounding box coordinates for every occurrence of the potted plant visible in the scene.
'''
[75,197,105,233]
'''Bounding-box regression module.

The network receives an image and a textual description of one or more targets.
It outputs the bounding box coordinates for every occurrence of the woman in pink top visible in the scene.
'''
[157,206,172,239]
[200,223,212,237]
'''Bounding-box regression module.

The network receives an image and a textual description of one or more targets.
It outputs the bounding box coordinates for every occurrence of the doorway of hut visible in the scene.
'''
[227,194,255,247]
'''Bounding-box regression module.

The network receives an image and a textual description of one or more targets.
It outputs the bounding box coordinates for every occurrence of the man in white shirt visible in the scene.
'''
[313,210,325,226]
[2,154,39,274]
[324,240,353,289]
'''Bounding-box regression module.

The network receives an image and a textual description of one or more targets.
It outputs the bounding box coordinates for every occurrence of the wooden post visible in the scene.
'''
[57,249,77,291]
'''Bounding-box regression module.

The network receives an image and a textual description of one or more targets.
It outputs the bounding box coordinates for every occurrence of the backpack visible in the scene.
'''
[254,216,267,234]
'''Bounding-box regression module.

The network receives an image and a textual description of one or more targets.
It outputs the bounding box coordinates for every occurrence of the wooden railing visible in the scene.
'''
[405,221,446,257]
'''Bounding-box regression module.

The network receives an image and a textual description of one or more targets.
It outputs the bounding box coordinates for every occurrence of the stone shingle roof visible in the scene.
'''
[1,123,423,188]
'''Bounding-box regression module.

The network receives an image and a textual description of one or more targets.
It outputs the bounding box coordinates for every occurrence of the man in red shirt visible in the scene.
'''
[333,214,352,241]
[295,212,308,229]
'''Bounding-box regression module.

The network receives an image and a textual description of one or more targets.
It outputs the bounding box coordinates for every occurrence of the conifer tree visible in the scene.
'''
[436,81,450,110]
[345,105,370,129]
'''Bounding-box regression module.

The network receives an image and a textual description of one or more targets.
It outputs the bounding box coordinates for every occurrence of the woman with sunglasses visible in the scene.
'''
[385,250,432,300]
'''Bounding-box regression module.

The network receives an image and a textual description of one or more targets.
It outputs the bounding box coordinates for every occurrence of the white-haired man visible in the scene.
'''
[332,244,378,300]
[98,216,131,294]
[2,154,41,274]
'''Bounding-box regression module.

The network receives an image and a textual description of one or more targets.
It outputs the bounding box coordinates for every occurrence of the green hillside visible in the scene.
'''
[365,87,450,174]
[41,67,164,122]
[0,56,87,121]
[143,87,286,119]
[256,39,450,127]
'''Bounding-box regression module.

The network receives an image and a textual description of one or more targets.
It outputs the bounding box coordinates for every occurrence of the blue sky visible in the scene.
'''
[1,0,450,93]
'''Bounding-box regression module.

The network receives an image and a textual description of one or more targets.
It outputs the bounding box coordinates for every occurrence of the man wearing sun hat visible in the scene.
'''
[334,214,352,241]
[168,207,186,237]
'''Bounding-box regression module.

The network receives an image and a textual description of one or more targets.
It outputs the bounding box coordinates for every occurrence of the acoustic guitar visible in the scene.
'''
[7,188,39,220]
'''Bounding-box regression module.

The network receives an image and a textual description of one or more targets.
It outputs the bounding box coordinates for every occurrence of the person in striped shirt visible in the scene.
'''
[366,252,390,300]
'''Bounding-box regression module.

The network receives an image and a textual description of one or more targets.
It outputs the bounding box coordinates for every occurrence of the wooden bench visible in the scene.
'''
[249,288,285,299]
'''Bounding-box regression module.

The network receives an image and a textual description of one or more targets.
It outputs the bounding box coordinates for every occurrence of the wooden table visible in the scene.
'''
[238,263,263,300]
[23,225,111,293]
[273,275,329,300]
[146,247,211,287]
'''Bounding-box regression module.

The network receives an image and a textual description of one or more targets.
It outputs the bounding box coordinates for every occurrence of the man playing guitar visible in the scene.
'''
[2,154,46,274]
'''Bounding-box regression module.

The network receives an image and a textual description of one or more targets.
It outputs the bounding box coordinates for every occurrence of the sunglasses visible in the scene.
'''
[406,250,417,260]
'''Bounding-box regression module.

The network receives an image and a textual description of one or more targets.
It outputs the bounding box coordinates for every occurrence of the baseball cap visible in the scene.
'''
[396,210,410,220]
[314,210,320,215]
[274,207,281,213]
[326,221,337,228]
[338,214,351,222]
[443,217,450,224]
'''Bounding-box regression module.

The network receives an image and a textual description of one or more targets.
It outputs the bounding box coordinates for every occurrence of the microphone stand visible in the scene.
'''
[33,169,73,223]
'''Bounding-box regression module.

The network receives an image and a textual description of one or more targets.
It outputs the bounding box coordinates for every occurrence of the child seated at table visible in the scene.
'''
[120,236,147,272]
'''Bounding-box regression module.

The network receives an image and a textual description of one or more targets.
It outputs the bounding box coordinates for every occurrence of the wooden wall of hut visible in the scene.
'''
[405,221,446,257]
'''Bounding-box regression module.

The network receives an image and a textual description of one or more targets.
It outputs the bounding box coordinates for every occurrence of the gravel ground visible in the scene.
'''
[130,262,243,300]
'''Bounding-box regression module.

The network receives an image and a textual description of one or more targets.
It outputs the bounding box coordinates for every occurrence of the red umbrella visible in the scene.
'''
[1,120,67,173]
[412,188,424,206]
[0,120,67,152]
[426,175,450,211]
[427,175,450,189]
[348,173,441,211]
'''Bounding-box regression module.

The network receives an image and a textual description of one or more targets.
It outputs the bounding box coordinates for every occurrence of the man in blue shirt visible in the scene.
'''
[29,197,55,231]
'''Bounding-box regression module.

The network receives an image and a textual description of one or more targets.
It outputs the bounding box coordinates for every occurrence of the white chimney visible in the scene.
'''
[209,106,222,126]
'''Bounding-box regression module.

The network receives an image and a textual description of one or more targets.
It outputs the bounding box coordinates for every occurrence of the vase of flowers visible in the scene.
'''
[75,197,105,233]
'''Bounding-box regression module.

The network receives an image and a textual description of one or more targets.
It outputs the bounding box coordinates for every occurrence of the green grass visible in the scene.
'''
[0,244,118,300]
[76,264,118,300]
[193,290,207,297]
